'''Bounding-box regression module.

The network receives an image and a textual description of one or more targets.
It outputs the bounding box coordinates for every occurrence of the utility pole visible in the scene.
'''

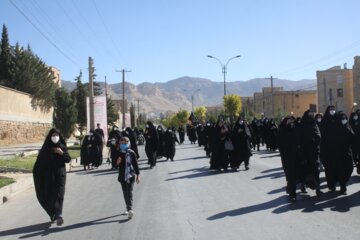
[266,75,275,117]
[116,69,131,129]
[105,76,108,98]
[136,98,143,127]
[88,57,95,130]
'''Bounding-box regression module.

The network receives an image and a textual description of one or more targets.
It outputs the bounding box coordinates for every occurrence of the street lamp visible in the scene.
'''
[184,89,201,112]
[207,55,241,97]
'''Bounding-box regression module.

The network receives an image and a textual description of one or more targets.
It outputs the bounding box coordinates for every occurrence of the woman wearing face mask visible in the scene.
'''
[331,113,355,194]
[230,118,252,171]
[33,128,71,226]
[116,137,140,219]
[320,105,339,191]
[349,111,360,173]
[163,127,179,161]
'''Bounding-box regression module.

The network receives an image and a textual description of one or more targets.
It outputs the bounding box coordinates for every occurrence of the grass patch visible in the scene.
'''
[0,146,81,171]
[0,176,15,188]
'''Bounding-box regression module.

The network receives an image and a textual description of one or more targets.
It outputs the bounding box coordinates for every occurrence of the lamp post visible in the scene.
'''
[207,55,241,97]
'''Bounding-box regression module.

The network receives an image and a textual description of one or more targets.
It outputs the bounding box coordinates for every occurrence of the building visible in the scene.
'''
[317,65,354,114]
[353,56,360,106]
[253,87,316,117]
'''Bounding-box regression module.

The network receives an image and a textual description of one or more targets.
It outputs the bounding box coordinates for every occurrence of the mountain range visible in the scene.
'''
[62,76,316,114]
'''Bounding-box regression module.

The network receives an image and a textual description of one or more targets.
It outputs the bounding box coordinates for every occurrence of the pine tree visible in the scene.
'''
[106,96,118,126]
[71,71,87,135]
[0,24,14,86]
[53,88,78,139]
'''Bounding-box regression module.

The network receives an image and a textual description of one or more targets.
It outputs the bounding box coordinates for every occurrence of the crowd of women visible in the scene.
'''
[278,106,360,201]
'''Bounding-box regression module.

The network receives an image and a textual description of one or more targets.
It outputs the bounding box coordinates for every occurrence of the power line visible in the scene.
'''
[9,0,81,67]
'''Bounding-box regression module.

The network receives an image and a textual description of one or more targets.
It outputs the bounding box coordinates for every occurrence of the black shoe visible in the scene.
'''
[316,190,323,197]
[300,184,307,193]
[289,194,297,202]
[56,216,64,226]
[340,186,347,195]
[245,165,250,170]
[50,215,56,223]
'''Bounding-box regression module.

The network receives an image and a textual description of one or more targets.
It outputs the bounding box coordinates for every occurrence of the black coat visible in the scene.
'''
[164,131,179,159]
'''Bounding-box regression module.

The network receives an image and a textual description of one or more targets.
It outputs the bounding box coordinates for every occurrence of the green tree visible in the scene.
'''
[223,94,242,122]
[71,71,87,135]
[106,97,118,126]
[194,106,207,123]
[175,109,190,127]
[53,88,78,139]
[0,24,13,86]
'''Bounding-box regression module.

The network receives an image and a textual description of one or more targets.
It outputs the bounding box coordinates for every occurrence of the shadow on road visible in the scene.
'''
[207,190,360,221]
[166,167,220,181]
[0,214,126,239]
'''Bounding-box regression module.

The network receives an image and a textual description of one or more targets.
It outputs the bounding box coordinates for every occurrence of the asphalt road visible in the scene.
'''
[1,141,360,240]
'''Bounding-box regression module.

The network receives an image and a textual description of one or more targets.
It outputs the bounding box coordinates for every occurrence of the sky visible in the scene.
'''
[1,0,360,85]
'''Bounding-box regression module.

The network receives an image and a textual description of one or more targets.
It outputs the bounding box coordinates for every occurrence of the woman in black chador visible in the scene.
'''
[349,111,360,173]
[230,118,252,171]
[320,105,339,191]
[278,116,301,201]
[330,112,354,193]
[299,109,322,196]
[210,116,229,170]
[144,121,159,169]
[163,127,180,161]
[178,125,185,144]
[33,128,71,226]
[156,125,165,159]
[81,129,103,170]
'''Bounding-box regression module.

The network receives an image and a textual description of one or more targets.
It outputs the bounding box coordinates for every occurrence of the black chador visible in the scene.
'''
[299,110,322,196]
[230,118,252,170]
[178,126,185,144]
[107,126,122,169]
[123,127,140,159]
[33,128,71,225]
[349,111,360,173]
[329,112,354,193]
[163,128,180,161]
[80,129,103,169]
[278,116,301,201]
[210,118,229,170]
[144,121,159,168]
[156,125,165,158]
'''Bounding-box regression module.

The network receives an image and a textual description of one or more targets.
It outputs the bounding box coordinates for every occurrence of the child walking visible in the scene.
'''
[116,137,140,219]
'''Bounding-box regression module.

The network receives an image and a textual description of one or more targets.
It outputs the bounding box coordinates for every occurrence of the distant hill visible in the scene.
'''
[62,76,316,113]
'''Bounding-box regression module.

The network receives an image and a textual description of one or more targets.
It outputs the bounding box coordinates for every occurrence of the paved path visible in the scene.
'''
[1,141,360,239]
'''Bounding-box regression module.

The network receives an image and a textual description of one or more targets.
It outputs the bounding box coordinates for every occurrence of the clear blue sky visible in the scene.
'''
[1,0,360,85]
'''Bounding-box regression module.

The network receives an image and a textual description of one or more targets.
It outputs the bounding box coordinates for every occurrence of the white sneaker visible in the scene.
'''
[123,211,129,215]
[128,210,134,219]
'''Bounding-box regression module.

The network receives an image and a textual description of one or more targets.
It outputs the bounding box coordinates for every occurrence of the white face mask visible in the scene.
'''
[316,118,322,123]
[329,110,336,116]
[342,119,348,125]
[239,120,244,125]
[89,132,93,136]
[51,136,60,144]
[354,115,359,120]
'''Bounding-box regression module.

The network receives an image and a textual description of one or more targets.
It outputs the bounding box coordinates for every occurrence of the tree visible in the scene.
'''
[71,71,87,135]
[53,88,78,139]
[0,24,13,86]
[194,106,207,123]
[175,109,190,126]
[223,94,242,122]
[106,97,118,127]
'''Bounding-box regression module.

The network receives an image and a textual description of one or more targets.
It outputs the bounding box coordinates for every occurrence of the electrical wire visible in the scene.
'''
[9,0,81,67]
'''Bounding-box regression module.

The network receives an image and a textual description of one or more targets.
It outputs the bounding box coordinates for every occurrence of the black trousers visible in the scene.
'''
[120,178,135,211]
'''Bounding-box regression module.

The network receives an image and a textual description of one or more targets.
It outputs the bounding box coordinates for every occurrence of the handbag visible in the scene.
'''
[224,139,234,151]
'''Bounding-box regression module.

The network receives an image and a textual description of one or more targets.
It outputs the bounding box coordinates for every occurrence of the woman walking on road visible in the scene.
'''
[33,128,71,226]
[116,137,140,219]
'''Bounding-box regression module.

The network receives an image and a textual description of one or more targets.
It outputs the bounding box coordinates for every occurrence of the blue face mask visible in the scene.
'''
[120,143,130,152]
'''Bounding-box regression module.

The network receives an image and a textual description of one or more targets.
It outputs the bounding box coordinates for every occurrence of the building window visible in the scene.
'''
[337,88,343,98]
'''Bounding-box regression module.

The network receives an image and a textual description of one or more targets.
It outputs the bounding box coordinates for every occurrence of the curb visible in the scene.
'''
[0,157,80,206]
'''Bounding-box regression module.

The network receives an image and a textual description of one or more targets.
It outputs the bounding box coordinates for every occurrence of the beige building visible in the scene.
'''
[353,56,360,106]
[317,66,354,115]
[50,67,61,87]
[253,87,316,117]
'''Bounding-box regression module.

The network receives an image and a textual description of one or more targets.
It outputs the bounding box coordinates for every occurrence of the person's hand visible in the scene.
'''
[116,157,122,166]
[53,147,63,155]
[136,175,140,184]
